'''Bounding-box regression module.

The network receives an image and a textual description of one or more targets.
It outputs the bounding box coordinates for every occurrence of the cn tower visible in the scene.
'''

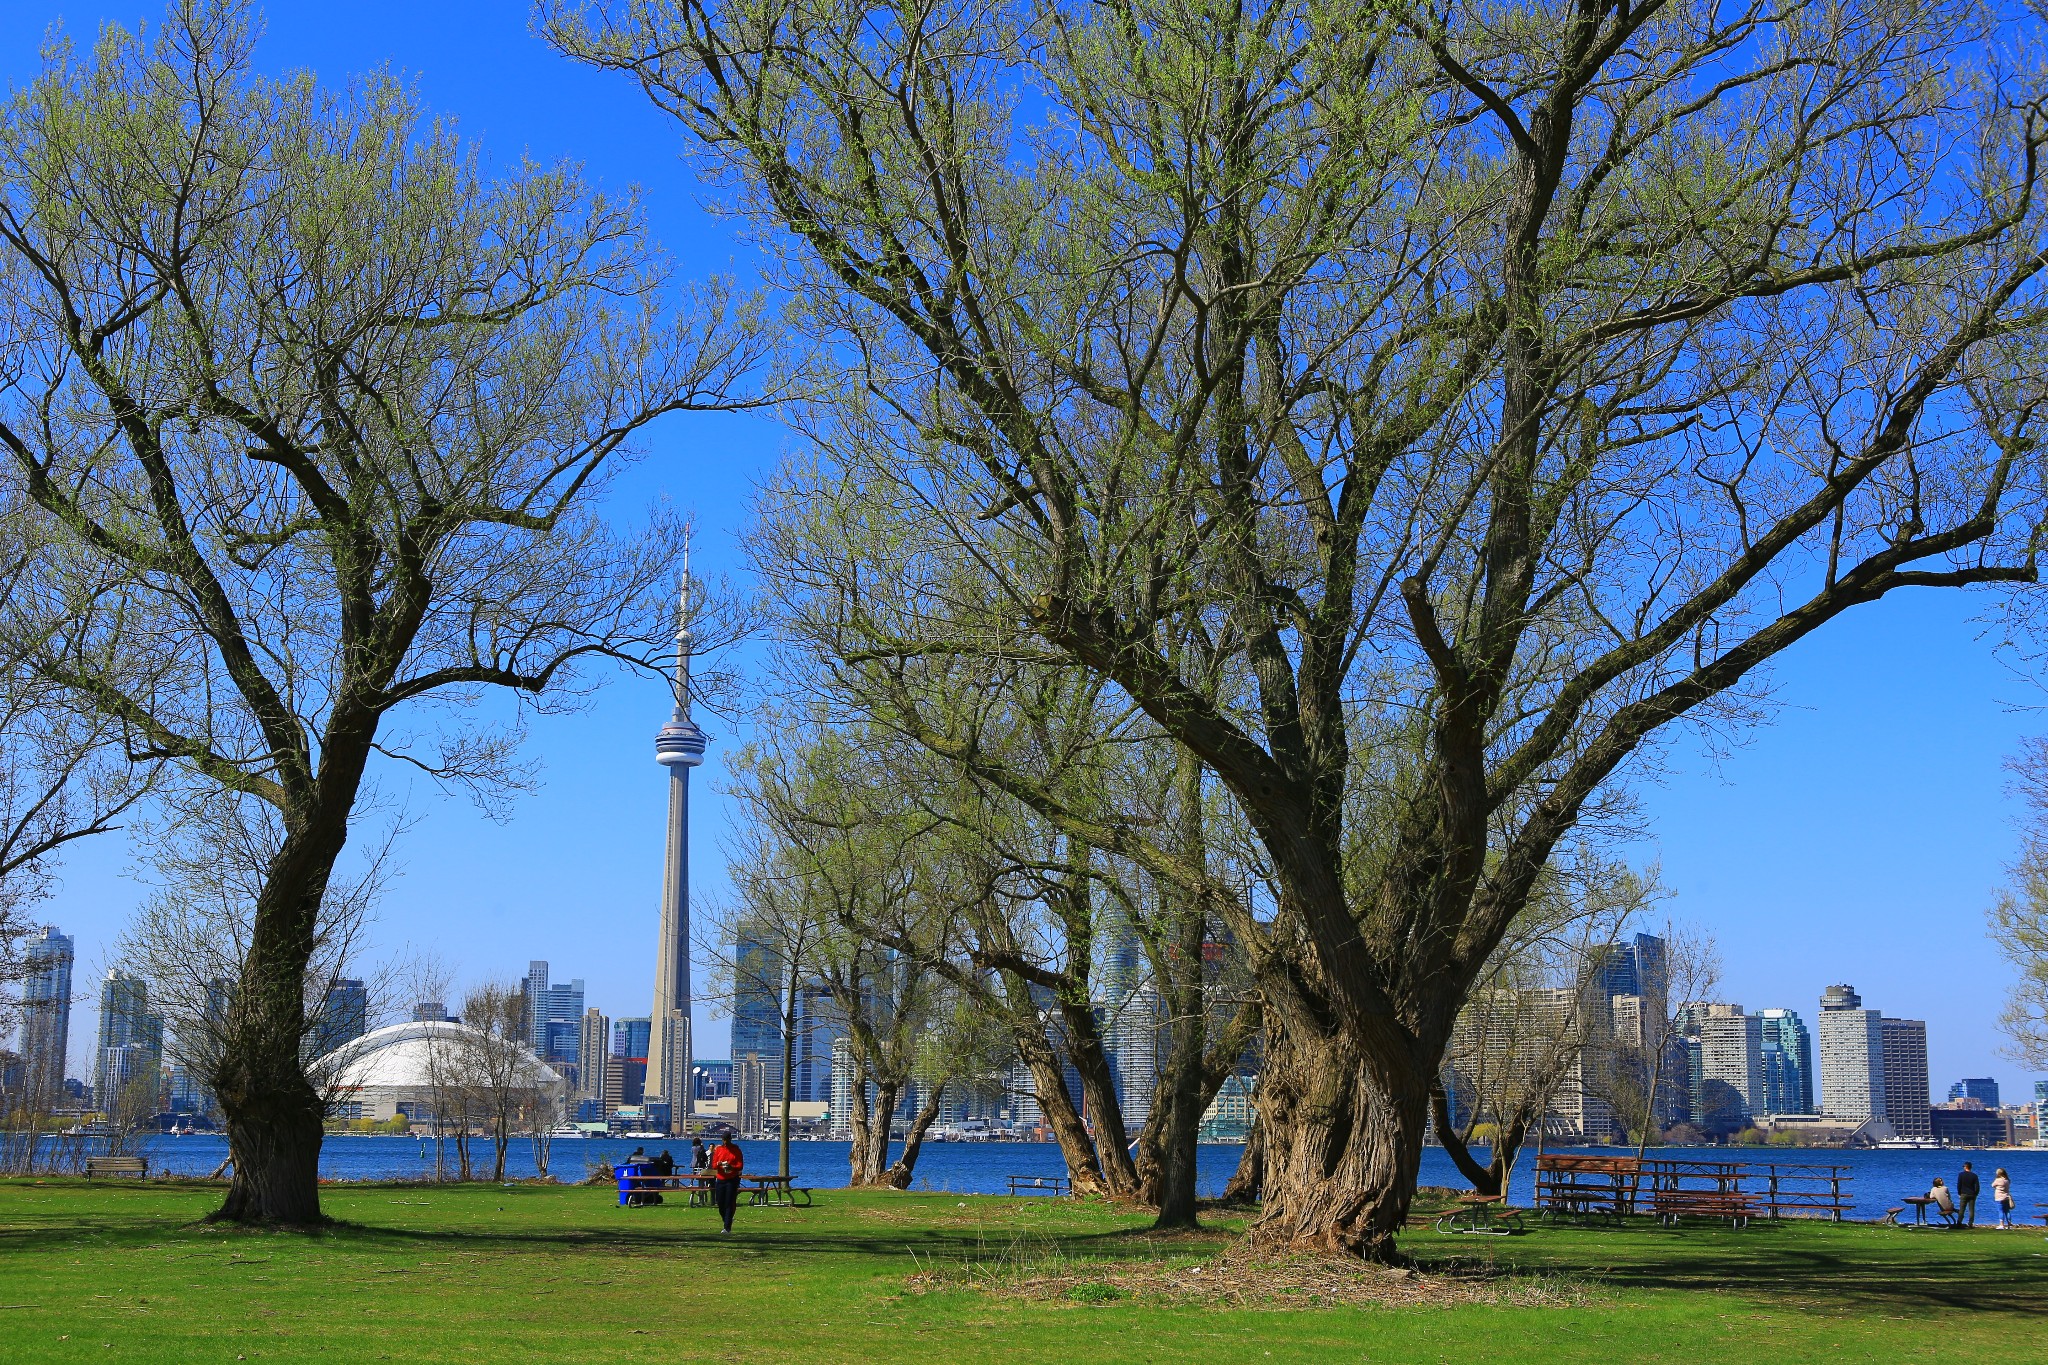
[647,547,707,1134]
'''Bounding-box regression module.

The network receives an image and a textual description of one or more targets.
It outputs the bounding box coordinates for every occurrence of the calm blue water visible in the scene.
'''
[100,1135,2048,1220]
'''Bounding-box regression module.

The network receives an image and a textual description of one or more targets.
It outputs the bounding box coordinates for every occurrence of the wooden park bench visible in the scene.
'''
[1007,1174,1069,1197]
[1648,1188,1759,1228]
[83,1155,147,1179]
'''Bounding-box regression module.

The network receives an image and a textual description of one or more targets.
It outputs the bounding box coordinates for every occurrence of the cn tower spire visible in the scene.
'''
[649,532,707,1134]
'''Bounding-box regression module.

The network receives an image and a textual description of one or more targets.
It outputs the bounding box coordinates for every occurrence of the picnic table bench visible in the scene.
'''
[1647,1188,1758,1228]
[615,1168,814,1209]
[84,1155,147,1179]
[1434,1192,1523,1235]
[745,1175,813,1207]
[1895,1196,1957,1228]
[1007,1174,1069,1197]
[1534,1154,1640,1219]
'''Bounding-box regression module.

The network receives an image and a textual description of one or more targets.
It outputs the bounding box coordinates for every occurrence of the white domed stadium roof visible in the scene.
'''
[313,1020,561,1090]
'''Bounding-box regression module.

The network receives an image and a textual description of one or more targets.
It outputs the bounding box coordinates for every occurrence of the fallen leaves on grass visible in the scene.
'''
[906,1242,1596,1312]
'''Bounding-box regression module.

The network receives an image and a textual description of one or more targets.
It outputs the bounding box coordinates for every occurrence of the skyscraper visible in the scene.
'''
[94,970,163,1111]
[310,979,368,1057]
[1948,1077,1999,1107]
[577,1008,610,1104]
[647,554,708,1134]
[18,926,73,1109]
[520,964,586,1085]
[1694,1004,1763,1129]
[730,922,786,1102]
[1879,1017,1931,1140]
[1816,984,1885,1123]
[1757,1007,1814,1114]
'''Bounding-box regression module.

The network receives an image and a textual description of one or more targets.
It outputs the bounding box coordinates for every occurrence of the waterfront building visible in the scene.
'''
[829,1036,854,1138]
[1695,1004,1764,1122]
[735,1053,767,1137]
[730,923,787,1101]
[310,978,369,1057]
[1879,1017,1932,1140]
[1949,1077,2000,1107]
[1200,1072,1257,1141]
[1593,933,1669,1011]
[612,1016,651,1062]
[518,964,586,1086]
[647,557,709,1134]
[18,926,74,1110]
[1108,980,1162,1129]
[693,1059,734,1101]
[315,1021,562,1122]
[576,1009,610,1102]
[1816,984,1886,1123]
[1757,1007,1814,1115]
[1929,1102,2010,1148]
[94,970,163,1110]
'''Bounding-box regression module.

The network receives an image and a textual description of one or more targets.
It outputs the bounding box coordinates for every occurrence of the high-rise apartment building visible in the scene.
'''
[730,924,787,1101]
[309,979,368,1057]
[577,1009,610,1102]
[1757,1007,1814,1114]
[1816,984,1886,1123]
[1594,933,1669,1011]
[1948,1077,1999,1107]
[18,926,74,1109]
[1879,1017,1932,1140]
[519,964,586,1085]
[94,970,163,1110]
[611,1017,651,1061]
[1692,1003,1763,1129]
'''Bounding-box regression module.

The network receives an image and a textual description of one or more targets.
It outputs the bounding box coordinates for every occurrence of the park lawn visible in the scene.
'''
[0,1179,2040,1364]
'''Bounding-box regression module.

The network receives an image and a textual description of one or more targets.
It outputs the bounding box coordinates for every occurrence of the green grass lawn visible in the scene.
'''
[0,1178,2040,1363]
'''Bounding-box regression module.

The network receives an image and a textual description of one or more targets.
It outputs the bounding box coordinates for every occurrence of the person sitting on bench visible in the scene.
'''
[1927,1177,1958,1226]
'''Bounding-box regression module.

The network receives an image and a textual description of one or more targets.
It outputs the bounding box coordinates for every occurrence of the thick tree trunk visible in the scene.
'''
[1220,1109,1264,1205]
[212,1087,325,1226]
[1012,1017,1110,1197]
[849,1079,901,1186]
[884,1082,945,1189]
[1251,1021,1431,1262]
[1060,1002,1140,1196]
[1149,971,1210,1229]
[210,875,330,1224]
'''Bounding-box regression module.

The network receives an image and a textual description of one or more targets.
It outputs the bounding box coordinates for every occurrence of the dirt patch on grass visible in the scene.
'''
[907,1248,1598,1312]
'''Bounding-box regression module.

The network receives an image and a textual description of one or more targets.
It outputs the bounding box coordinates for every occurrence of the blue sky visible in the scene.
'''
[3,2,2042,1108]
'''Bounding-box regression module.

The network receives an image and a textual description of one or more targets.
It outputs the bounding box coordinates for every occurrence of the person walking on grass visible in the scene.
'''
[709,1130,745,1234]
[1992,1168,2014,1229]
[1957,1162,1980,1228]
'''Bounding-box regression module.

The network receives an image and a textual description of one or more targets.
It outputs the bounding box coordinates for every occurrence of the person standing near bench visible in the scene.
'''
[1957,1162,1980,1228]
[709,1131,745,1234]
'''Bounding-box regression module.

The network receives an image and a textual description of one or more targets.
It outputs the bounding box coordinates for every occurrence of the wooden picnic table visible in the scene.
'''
[1007,1174,1070,1197]
[1534,1154,1640,1218]
[744,1175,813,1207]
[1434,1192,1522,1236]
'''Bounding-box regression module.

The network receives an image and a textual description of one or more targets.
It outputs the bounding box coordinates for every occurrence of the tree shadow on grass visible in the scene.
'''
[1416,1219,2048,1318]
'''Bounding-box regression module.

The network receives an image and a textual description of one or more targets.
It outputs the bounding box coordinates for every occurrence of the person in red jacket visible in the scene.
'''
[708,1130,745,1233]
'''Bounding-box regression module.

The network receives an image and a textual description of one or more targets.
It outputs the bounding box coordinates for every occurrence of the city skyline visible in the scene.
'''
[0,0,2045,1108]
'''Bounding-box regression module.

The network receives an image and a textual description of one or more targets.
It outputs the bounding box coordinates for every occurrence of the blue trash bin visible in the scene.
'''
[616,1163,639,1208]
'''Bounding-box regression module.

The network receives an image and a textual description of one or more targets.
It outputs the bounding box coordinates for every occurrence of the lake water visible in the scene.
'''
[107,1134,2048,1221]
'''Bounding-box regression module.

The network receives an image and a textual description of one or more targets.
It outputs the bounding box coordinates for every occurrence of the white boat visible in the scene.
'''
[1875,1138,1944,1150]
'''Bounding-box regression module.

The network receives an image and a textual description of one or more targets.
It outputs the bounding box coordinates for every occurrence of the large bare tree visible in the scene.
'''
[553,0,2048,1256]
[0,3,766,1224]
